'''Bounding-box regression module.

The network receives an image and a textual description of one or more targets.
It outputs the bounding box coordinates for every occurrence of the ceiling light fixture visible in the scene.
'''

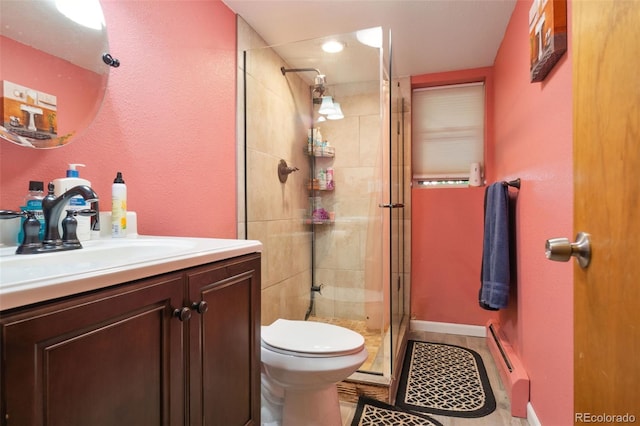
[56,0,105,30]
[322,40,345,53]
[356,27,383,48]
[327,103,344,120]
[318,96,336,115]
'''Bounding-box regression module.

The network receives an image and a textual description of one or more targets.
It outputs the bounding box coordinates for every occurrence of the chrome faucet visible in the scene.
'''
[42,182,100,247]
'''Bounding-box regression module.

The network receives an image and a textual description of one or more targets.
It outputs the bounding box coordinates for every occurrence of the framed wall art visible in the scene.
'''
[529,0,567,82]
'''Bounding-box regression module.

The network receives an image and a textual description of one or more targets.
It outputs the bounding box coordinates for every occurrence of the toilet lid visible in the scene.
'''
[262,319,365,355]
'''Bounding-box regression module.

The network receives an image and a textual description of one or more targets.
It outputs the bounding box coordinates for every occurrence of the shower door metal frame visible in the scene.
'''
[384,33,409,379]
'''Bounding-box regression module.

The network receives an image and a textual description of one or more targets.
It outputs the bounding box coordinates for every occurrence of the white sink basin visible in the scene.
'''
[0,236,262,311]
[1,238,197,279]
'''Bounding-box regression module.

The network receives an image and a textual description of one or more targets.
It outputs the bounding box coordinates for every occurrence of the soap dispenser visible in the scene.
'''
[52,163,92,241]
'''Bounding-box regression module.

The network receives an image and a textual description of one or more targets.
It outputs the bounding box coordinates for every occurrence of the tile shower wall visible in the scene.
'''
[237,17,313,324]
[313,79,412,328]
[312,82,383,322]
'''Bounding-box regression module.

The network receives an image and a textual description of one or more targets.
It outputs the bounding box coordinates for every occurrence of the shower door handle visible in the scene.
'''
[378,203,405,208]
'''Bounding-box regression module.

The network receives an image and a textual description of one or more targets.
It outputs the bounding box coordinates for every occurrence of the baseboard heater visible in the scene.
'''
[486,321,530,418]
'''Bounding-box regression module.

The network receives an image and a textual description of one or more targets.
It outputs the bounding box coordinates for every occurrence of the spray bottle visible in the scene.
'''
[111,172,127,237]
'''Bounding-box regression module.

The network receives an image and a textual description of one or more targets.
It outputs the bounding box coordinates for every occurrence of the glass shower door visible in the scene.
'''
[386,32,409,378]
[240,27,390,376]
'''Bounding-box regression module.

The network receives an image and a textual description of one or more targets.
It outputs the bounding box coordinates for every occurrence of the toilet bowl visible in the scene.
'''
[260,319,368,426]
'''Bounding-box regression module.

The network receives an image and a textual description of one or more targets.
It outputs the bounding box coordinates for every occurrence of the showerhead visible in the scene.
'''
[313,75,326,97]
[280,67,328,98]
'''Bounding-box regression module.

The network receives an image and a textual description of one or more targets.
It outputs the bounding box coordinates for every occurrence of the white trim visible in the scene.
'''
[527,402,542,426]
[410,320,486,337]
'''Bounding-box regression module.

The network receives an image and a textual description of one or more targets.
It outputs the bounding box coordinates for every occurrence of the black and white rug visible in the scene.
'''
[396,340,496,418]
[350,397,444,426]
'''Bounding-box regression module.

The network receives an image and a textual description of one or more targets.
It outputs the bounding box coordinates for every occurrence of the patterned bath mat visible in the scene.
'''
[350,397,444,426]
[396,340,496,418]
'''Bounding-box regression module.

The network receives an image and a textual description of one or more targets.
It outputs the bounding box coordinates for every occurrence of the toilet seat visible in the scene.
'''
[262,319,365,356]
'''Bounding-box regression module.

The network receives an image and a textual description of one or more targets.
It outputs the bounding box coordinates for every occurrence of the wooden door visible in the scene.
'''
[573,0,640,421]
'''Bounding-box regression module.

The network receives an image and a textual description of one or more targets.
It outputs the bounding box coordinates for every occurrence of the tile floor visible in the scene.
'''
[308,316,385,373]
[339,330,530,426]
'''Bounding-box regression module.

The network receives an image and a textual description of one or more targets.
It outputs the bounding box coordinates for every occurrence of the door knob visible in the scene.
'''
[545,232,591,268]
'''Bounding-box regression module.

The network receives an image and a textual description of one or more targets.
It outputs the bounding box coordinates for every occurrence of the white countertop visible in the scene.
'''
[0,235,262,311]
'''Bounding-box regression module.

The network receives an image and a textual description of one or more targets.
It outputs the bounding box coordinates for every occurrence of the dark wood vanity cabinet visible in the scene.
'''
[186,254,261,426]
[0,253,261,426]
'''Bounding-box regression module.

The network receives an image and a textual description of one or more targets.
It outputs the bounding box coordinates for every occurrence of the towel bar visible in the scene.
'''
[502,178,521,189]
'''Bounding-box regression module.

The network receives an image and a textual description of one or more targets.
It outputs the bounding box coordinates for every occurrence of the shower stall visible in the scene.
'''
[237,20,411,395]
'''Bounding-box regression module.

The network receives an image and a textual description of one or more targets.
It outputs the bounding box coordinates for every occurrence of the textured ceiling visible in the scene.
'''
[223,0,517,82]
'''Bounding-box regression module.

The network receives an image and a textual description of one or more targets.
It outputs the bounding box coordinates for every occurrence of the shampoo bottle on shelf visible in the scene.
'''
[111,172,127,238]
[52,163,91,241]
[17,181,45,243]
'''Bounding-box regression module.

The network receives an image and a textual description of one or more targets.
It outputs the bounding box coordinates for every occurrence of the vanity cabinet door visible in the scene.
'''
[186,254,261,426]
[0,274,186,426]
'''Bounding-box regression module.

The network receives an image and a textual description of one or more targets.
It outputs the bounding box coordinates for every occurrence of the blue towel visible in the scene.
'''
[479,183,510,310]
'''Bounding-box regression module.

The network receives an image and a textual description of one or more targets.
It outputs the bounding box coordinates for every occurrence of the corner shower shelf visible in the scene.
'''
[307,180,335,191]
[305,146,335,157]
[304,218,334,225]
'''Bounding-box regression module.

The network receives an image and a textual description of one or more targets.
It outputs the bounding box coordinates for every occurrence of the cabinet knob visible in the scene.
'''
[173,307,192,321]
[192,301,209,314]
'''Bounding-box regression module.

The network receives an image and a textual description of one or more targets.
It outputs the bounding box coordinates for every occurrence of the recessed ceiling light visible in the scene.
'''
[356,27,383,48]
[322,40,344,53]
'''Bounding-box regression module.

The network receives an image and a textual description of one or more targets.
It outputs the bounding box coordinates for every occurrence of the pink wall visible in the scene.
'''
[0,0,237,238]
[493,1,573,424]
[411,2,573,424]
[410,67,499,326]
[411,186,496,325]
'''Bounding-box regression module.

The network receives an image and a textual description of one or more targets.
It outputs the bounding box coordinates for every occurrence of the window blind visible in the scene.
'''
[412,82,485,181]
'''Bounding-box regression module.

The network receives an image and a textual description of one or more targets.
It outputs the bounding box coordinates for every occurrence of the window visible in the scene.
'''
[412,82,485,187]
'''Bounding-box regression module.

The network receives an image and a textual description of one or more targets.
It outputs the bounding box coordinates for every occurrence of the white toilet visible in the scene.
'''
[260,319,368,426]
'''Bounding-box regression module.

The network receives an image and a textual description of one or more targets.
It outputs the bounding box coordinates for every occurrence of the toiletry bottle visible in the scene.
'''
[318,168,326,190]
[326,167,334,190]
[111,171,127,238]
[52,163,92,241]
[17,180,45,243]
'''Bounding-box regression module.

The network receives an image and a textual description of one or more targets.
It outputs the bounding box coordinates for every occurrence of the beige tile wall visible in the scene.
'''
[313,81,384,322]
[238,17,313,325]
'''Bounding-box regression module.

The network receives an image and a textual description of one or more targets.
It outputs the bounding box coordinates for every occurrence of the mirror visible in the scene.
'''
[0,0,111,148]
